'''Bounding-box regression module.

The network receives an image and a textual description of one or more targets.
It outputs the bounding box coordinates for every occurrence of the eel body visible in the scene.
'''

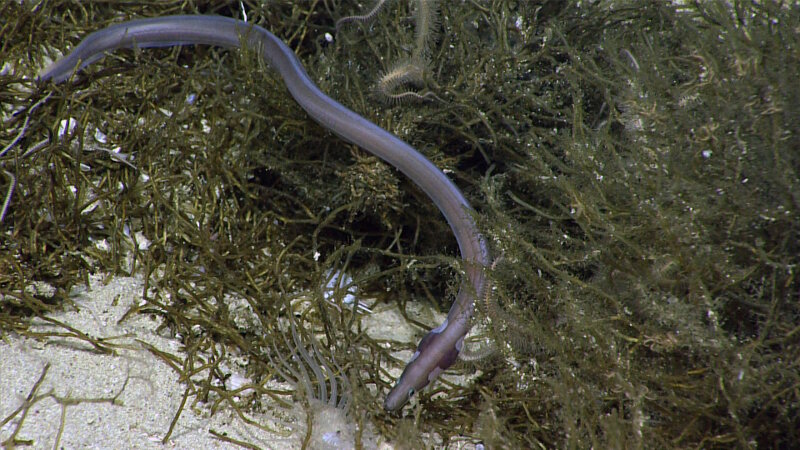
[39,15,490,411]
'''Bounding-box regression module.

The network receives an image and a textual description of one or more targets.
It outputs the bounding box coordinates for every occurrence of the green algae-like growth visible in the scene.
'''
[1,1,797,448]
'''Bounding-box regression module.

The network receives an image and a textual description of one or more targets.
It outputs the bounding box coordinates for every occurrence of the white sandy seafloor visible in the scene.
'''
[0,272,402,449]
[0,270,486,449]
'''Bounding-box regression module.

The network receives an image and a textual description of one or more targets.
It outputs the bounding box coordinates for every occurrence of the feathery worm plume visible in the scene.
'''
[338,0,442,103]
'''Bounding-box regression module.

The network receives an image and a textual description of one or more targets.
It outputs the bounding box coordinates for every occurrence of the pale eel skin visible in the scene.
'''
[38,15,490,412]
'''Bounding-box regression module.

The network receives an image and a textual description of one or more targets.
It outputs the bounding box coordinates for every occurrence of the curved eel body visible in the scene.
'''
[38,15,490,412]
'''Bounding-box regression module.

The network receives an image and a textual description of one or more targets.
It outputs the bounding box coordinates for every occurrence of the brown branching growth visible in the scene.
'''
[2,0,799,448]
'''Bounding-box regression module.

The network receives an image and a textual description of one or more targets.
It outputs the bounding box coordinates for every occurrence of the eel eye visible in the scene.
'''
[407,388,415,399]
